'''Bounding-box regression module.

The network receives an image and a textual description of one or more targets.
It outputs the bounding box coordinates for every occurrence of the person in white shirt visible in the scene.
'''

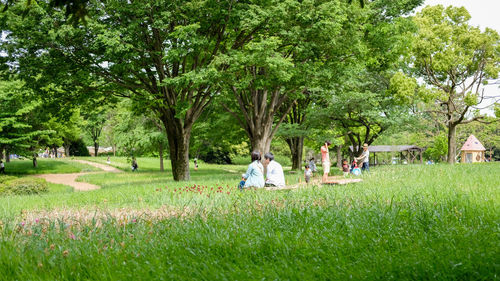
[355,143,370,172]
[263,152,285,187]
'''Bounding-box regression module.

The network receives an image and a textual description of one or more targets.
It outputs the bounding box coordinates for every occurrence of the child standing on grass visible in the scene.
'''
[342,159,349,177]
[0,160,5,174]
[238,174,246,189]
[304,164,312,183]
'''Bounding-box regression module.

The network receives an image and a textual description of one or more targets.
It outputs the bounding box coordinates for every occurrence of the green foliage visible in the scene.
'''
[69,138,90,156]
[197,147,231,164]
[388,72,417,105]
[0,175,17,184]
[423,133,448,162]
[0,177,48,196]
[0,78,52,154]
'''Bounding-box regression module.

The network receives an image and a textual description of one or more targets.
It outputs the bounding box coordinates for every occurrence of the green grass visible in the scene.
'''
[0,160,498,280]
[1,158,100,175]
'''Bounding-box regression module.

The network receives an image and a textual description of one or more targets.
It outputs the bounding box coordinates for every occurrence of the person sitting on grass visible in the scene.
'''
[238,174,246,189]
[304,164,312,184]
[239,151,265,190]
[263,152,285,188]
[351,160,361,176]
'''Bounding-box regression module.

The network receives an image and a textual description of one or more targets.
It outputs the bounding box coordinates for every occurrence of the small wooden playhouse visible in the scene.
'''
[460,135,486,163]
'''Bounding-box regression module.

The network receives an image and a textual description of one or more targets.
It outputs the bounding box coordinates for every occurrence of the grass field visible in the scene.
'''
[1,158,100,175]
[0,159,498,280]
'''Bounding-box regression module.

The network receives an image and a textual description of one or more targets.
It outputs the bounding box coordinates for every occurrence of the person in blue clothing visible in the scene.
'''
[239,151,265,190]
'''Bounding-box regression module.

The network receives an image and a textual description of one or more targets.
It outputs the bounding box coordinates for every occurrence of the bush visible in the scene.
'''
[0,177,48,196]
[198,147,232,164]
[69,138,90,156]
[0,175,17,184]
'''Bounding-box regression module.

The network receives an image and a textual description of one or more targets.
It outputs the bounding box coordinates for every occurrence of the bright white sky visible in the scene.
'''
[418,0,500,114]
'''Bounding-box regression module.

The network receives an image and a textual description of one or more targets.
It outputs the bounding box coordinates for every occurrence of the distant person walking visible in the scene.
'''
[0,160,5,174]
[263,152,285,188]
[321,141,331,182]
[355,143,370,172]
[240,151,265,189]
[131,158,138,172]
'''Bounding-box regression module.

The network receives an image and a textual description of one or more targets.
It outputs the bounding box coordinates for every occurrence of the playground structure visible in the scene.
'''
[460,135,486,163]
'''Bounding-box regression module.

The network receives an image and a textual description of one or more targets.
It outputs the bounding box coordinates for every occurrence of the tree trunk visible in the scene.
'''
[336,145,342,168]
[159,141,164,172]
[0,147,3,161]
[94,142,99,157]
[250,135,272,157]
[163,116,191,181]
[64,145,70,157]
[5,148,10,162]
[447,123,457,164]
[286,137,304,170]
[167,133,190,181]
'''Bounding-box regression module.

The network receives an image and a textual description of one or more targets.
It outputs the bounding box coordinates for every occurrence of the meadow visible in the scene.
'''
[0,158,498,280]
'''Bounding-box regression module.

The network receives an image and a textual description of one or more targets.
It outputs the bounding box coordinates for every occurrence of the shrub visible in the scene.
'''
[0,177,48,196]
[69,138,90,156]
[0,175,17,184]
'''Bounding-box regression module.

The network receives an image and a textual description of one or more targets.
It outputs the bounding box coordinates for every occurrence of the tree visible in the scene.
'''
[409,5,500,163]
[277,96,311,170]
[82,104,109,157]
[217,0,355,155]
[2,0,274,181]
[0,78,51,160]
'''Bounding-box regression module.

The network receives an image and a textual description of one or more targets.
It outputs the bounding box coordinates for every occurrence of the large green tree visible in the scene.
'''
[2,0,268,180]
[0,78,51,160]
[217,0,356,155]
[409,5,500,163]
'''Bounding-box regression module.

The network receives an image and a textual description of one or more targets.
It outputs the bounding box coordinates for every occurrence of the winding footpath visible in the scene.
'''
[35,160,122,191]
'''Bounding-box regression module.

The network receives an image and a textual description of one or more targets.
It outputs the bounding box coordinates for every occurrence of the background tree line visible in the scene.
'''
[1,0,498,180]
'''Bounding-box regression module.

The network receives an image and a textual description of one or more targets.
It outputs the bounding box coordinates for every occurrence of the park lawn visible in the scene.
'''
[0,162,498,280]
[1,158,100,175]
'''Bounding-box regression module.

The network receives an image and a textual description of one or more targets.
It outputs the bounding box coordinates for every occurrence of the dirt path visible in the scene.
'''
[35,160,122,191]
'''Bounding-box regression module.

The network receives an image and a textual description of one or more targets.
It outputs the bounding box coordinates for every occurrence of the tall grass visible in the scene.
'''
[0,162,498,280]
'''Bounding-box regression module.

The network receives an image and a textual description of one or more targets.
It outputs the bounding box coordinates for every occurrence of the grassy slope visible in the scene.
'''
[1,158,100,175]
[0,161,498,280]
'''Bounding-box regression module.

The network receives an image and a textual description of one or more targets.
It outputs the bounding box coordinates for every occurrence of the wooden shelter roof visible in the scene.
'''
[349,145,423,153]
